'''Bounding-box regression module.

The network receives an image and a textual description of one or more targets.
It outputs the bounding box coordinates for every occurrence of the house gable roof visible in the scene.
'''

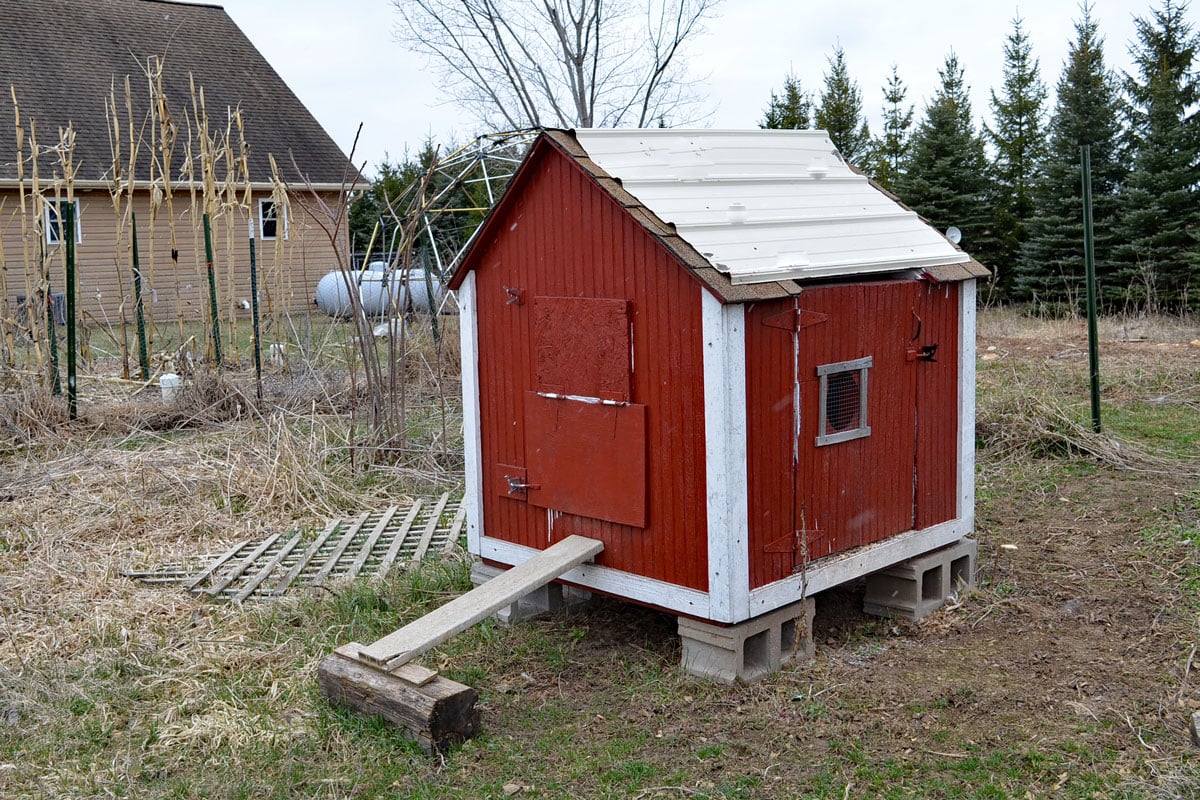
[0,0,353,188]
[450,130,987,302]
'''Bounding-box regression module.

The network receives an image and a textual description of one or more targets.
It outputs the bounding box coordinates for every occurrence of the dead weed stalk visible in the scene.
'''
[976,361,1195,474]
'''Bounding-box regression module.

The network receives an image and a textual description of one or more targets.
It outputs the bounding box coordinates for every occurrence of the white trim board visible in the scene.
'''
[958,279,977,531]
[747,518,971,615]
[459,272,485,553]
[701,292,751,623]
[478,520,971,622]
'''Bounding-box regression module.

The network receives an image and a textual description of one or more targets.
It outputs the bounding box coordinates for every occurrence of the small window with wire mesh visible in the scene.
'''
[815,356,872,446]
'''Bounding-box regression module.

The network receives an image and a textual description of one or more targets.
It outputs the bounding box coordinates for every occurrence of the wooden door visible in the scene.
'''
[502,296,648,533]
[792,283,921,560]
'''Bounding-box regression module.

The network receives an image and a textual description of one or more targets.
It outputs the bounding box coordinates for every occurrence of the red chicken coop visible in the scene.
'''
[448,128,986,682]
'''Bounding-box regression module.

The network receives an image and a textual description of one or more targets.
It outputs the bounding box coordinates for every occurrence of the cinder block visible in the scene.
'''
[863,538,976,621]
[679,597,816,684]
[470,561,592,626]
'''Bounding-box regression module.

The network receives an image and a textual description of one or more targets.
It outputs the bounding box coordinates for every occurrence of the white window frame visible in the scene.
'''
[45,199,82,245]
[258,198,287,240]
[815,356,872,446]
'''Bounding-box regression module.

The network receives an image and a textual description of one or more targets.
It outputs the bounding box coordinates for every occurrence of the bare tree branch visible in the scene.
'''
[392,0,719,130]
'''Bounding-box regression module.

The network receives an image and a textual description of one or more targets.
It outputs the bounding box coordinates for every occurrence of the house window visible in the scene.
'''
[815,356,871,446]
[259,198,287,240]
[45,199,81,245]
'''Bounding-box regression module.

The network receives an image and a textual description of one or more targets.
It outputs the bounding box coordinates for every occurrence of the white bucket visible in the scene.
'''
[160,372,182,402]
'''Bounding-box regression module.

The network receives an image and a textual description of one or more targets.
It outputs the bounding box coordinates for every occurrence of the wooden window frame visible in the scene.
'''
[815,356,872,446]
[45,199,81,245]
[258,198,287,241]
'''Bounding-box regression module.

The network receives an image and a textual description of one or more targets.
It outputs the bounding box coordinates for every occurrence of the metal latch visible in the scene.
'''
[906,344,939,362]
[505,474,541,495]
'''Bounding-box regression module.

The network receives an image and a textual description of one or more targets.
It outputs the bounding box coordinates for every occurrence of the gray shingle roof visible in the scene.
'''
[0,0,354,186]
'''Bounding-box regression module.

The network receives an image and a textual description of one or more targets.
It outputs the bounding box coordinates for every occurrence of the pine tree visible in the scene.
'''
[896,53,993,262]
[349,158,407,257]
[867,65,914,192]
[985,16,1048,297]
[1017,4,1126,310]
[814,46,872,164]
[761,75,813,130]
[1114,0,1200,311]
[348,139,487,274]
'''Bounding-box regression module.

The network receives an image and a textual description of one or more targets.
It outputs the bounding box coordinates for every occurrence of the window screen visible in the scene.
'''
[816,356,872,446]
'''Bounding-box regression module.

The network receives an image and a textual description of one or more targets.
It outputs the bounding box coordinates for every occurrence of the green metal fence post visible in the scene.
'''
[131,211,150,380]
[202,213,223,368]
[1081,145,1101,433]
[64,201,77,419]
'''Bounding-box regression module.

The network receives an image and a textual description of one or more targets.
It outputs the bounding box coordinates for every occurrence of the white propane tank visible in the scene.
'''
[314,267,444,317]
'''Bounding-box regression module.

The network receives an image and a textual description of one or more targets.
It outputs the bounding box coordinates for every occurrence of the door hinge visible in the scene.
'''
[763,308,829,331]
[764,527,829,554]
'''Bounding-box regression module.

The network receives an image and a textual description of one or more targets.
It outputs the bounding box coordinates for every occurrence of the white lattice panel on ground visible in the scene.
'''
[126,493,465,602]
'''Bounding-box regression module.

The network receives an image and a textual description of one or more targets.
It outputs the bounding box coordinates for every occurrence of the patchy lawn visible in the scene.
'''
[2,310,1199,799]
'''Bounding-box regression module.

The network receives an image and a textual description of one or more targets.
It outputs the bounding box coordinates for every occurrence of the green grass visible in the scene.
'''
[5,549,1198,799]
[1106,401,1200,460]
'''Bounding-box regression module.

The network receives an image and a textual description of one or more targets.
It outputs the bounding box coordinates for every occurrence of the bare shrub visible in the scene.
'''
[0,382,72,448]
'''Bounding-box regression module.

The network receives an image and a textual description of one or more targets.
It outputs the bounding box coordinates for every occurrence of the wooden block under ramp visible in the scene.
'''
[355,535,604,671]
[318,648,480,754]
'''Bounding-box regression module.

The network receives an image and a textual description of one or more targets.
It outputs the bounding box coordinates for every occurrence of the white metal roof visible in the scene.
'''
[572,129,970,284]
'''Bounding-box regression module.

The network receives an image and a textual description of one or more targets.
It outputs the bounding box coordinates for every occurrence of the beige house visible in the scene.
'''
[0,0,355,332]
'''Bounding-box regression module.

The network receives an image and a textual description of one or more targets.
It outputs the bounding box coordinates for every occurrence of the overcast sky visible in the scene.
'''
[216,0,1188,173]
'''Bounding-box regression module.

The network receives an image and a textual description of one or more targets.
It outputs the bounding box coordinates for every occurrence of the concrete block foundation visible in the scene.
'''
[678,597,816,684]
[470,561,592,626]
[863,538,976,621]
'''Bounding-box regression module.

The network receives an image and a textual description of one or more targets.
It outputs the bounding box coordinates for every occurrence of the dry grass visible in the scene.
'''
[975,360,1193,472]
[976,307,1200,474]
[1,317,462,675]
[0,382,73,451]
[978,305,1200,343]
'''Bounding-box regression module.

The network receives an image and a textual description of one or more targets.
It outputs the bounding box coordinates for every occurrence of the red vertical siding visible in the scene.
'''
[469,143,710,591]
[744,297,802,586]
[913,282,960,528]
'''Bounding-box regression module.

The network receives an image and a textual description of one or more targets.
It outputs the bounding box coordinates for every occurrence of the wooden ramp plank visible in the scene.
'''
[355,535,604,670]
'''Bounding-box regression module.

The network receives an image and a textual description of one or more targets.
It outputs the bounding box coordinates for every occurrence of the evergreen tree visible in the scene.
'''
[867,65,914,192]
[761,75,813,129]
[1018,4,1126,309]
[814,46,872,164]
[348,139,487,275]
[1114,0,1200,311]
[896,53,994,262]
[349,158,407,258]
[985,16,1048,297]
